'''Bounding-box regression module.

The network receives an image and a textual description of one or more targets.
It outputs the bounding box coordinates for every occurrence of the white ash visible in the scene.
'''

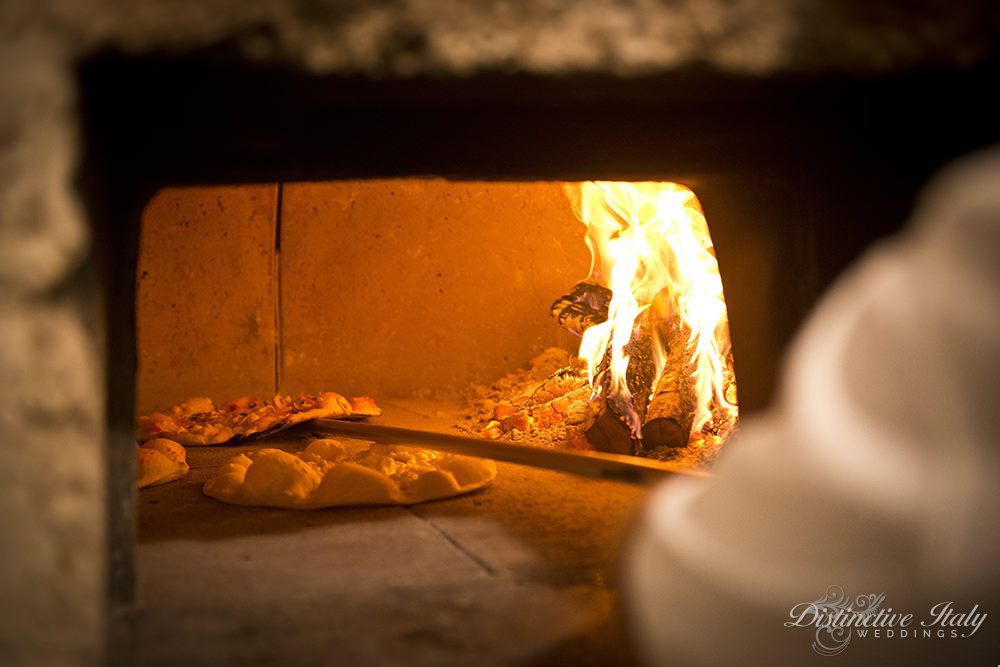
[459,348,732,469]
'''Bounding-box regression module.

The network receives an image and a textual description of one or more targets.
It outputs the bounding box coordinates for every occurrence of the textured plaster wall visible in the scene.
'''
[136,181,587,412]
[280,180,587,398]
[1,1,997,666]
[0,24,103,667]
[136,186,280,414]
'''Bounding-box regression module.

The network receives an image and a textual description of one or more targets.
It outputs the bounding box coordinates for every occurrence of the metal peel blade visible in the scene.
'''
[311,419,706,485]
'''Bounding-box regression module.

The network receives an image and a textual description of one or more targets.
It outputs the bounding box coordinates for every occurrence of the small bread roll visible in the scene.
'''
[136,438,190,488]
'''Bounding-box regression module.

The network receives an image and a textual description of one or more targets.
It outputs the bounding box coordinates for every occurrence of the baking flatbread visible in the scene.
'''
[137,438,190,488]
[137,392,380,446]
[203,438,497,508]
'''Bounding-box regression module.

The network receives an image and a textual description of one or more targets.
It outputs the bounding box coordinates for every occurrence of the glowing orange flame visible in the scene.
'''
[569,181,737,440]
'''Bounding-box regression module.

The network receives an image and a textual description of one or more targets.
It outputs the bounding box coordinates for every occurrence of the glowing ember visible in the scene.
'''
[568,181,738,441]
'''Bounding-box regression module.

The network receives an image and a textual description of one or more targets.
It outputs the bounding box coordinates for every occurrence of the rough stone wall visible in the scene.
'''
[0,24,105,667]
[0,1,996,666]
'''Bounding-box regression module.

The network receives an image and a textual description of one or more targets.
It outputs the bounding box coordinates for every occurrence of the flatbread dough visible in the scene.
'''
[203,438,497,508]
[137,438,190,488]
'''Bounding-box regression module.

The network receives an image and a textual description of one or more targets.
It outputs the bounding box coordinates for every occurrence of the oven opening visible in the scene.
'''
[64,46,996,667]
[130,178,743,663]
[136,179,738,470]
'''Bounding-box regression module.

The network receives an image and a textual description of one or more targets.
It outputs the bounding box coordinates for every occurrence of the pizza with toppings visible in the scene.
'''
[137,392,381,446]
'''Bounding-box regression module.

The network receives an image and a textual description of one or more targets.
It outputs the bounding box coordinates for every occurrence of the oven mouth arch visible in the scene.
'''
[76,48,1000,613]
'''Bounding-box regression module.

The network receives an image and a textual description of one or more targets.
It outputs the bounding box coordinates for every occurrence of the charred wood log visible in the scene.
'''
[584,395,635,455]
[550,281,613,335]
[641,322,696,453]
[551,281,642,453]
[571,288,699,454]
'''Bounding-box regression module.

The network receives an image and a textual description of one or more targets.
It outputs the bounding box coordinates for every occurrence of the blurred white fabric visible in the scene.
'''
[625,147,1000,666]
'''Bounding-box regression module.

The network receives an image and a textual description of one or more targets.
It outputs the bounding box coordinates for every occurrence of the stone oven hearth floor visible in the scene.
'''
[118,400,650,667]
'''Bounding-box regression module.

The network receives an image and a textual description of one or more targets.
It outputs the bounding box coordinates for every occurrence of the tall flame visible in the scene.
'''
[570,181,737,439]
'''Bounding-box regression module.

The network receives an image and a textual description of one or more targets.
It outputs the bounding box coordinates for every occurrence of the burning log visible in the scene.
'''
[583,312,662,454]
[584,404,635,455]
[641,322,696,453]
[552,284,698,454]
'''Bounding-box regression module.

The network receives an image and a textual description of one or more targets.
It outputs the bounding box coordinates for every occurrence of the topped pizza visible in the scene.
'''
[137,392,381,446]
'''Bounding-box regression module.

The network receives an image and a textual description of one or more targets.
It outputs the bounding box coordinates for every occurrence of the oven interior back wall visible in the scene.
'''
[137,181,589,413]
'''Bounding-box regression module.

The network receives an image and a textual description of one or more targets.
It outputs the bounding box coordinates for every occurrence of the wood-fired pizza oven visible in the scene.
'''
[3,4,998,666]
[74,50,997,666]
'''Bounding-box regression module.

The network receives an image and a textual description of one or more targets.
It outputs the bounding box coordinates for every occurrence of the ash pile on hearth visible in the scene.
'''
[458,348,594,450]
[457,347,728,470]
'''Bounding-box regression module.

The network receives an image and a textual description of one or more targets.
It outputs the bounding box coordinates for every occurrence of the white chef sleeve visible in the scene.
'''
[624,146,1000,666]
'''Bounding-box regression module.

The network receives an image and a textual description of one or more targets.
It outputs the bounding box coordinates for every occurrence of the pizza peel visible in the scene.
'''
[311,419,706,485]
